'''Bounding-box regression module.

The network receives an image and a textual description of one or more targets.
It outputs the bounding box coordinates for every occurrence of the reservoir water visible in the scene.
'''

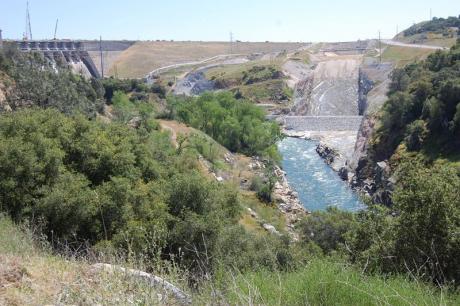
[278,137,364,212]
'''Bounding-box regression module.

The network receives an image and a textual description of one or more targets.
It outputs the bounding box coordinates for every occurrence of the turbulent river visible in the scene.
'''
[278,137,364,212]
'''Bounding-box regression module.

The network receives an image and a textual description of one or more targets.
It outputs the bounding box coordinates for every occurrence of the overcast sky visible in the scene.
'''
[1,0,459,42]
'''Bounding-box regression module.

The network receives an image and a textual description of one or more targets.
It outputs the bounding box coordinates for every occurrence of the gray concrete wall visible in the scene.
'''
[269,115,364,131]
[81,40,136,51]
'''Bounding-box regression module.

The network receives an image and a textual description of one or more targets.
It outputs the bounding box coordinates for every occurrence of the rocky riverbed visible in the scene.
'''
[272,164,308,237]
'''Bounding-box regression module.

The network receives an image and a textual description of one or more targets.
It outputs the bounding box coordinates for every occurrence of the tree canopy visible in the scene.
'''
[166,92,282,160]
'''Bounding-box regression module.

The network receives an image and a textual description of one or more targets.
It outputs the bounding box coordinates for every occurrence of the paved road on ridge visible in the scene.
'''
[382,39,447,50]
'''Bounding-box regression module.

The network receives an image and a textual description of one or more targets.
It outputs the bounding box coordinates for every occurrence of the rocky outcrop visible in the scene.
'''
[0,73,9,112]
[350,159,394,206]
[316,143,337,165]
[348,116,395,206]
[315,142,350,176]
[349,115,376,171]
[358,69,373,115]
[338,167,348,180]
[272,165,308,239]
[262,223,282,236]
[174,70,216,96]
[90,263,191,305]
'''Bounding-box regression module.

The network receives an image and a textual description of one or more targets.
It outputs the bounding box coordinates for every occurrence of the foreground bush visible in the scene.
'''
[0,108,294,277]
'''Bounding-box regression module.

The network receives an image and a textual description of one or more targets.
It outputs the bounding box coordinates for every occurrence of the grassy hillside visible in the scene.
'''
[395,16,459,48]
[0,216,189,305]
[395,33,457,48]
[2,216,458,305]
[205,58,293,106]
[109,41,304,78]
[211,260,460,305]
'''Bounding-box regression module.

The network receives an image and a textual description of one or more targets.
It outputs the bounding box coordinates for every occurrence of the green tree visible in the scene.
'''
[298,207,356,254]
[392,162,460,284]
[404,120,428,151]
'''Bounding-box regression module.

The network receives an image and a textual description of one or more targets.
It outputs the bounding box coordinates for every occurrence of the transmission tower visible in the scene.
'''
[24,1,32,40]
[54,19,59,40]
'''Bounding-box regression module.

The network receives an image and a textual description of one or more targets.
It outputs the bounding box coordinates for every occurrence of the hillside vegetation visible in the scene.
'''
[165,92,283,160]
[205,59,293,105]
[2,216,459,305]
[354,41,460,285]
[396,16,459,47]
[372,40,460,162]
[403,16,460,37]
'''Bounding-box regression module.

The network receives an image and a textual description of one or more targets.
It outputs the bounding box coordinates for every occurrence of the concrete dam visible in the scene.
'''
[14,40,135,79]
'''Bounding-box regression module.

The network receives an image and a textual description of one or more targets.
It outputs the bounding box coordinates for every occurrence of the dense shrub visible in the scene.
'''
[348,162,460,284]
[403,16,460,36]
[0,108,295,277]
[370,41,460,162]
[298,207,356,254]
[102,78,166,102]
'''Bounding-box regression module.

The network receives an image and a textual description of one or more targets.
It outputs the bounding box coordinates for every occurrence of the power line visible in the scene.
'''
[229,31,233,54]
[99,36,104,78]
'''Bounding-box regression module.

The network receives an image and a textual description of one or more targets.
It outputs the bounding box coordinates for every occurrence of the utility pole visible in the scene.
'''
[430,8,432,20]
[378,30,382,63]
[229,31,233,54]
[99,36,104,78]
[0,29,3,49]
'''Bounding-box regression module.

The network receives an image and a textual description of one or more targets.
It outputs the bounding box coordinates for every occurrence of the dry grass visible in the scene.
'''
[88,50,125,77]
[382,44,436,67]
[0,254,186,305]
[0,217,186,305]
[205,58,283,80]
[288,50,311,64]
[109,41,304,78]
